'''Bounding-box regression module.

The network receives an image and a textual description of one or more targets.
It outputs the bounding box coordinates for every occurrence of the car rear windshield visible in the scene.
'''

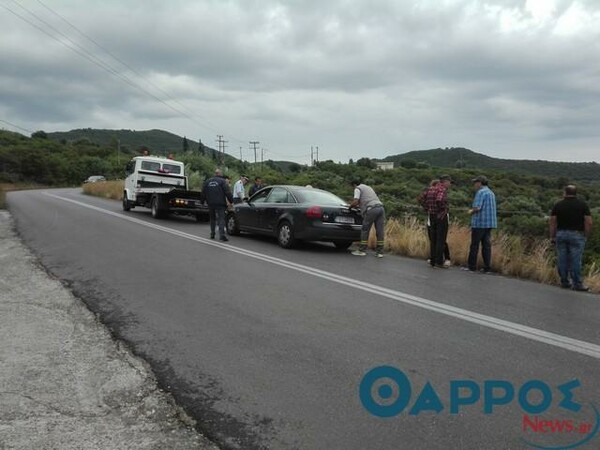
[294,189,347,205]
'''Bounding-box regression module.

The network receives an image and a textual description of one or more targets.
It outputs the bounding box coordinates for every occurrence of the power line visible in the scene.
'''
[0,119,32,134]
[2,1,231,151]
[33,0,221,136]
[2,1,314,162]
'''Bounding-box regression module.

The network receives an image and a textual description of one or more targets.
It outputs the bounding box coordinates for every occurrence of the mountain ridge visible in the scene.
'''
[43,129,600,181]
[381,147,600,182]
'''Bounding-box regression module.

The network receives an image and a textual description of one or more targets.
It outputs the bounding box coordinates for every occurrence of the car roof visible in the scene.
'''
[265,185,328,192]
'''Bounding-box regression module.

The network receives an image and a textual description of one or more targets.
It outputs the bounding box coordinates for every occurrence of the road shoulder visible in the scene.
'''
[0,210,219,450]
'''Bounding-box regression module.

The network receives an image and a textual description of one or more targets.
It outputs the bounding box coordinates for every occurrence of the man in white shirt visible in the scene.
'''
[349,180,385,258]
[232,175,249,204]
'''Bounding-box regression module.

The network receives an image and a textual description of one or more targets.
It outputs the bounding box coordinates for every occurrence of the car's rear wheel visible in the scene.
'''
[333,240,353,250]
[226,213,240,235]
[277,220,296,248]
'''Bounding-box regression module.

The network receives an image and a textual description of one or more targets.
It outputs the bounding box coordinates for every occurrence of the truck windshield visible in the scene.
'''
[162,163,182,174]
[141,161,161,172]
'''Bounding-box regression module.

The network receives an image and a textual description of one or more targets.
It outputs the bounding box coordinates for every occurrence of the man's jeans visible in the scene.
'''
[209,206,226,238]
[468,228,492,271]
[429,214,449,266]
[556,230,586,288]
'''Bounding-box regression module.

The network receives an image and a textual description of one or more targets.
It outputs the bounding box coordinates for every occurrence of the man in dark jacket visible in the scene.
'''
[203,169,234,241]
[249,177,265,197]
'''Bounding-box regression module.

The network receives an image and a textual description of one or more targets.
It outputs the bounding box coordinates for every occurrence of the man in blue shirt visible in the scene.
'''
[466,175,497,273]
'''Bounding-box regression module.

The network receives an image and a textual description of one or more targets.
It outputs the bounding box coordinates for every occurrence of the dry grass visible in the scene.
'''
[82,180,124,200]
[370,217,599,293]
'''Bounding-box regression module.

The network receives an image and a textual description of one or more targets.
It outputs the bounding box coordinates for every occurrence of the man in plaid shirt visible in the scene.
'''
[466,175,497,273]
[422,175,452,268]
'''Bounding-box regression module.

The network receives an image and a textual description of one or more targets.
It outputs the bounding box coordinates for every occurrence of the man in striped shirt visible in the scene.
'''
[466,175,497,273]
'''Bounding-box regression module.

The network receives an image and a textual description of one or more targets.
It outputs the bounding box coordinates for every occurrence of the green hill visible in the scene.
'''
[46,128,217,156]
[382,147,600,182]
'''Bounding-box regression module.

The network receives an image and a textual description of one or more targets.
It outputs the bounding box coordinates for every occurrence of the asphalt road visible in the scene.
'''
[8,188,600,450]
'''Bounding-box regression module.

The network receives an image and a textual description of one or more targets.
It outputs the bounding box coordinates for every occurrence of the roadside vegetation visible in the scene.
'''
[0,183,44,209]
[3,128,600,292]
[82,180,123,199]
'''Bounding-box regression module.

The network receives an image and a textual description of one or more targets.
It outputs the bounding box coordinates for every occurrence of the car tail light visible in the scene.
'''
[305,206,323,219]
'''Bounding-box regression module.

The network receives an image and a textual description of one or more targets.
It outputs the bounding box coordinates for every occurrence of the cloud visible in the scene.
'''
[1,0,599,163]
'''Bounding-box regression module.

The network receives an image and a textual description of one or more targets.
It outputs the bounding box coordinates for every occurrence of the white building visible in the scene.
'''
[375,161,394,171]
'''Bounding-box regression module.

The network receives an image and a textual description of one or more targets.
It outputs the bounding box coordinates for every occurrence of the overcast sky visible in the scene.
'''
[1,0,599,164]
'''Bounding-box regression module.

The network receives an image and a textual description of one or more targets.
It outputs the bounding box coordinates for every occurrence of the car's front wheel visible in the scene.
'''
[226,213,240,235]
[277,221,296,248]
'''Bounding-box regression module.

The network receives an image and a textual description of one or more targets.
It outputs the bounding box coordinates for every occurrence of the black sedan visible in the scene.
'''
[226,185,362,249]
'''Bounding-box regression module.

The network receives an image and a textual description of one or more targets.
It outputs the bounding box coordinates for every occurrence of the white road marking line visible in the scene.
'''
[44,191,600,360]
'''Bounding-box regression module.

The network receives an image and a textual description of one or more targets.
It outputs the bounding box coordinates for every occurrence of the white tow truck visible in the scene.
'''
[122,156,208,221]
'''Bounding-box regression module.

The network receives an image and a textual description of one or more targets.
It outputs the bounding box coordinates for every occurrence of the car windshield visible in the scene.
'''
[294,189,347,206]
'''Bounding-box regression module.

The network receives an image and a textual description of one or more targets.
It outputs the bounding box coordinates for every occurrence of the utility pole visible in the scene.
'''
[249,141,259,165]
[117,139,120,166]
[239,146,243,161]
[216,135,227,166]
[261,148,264,172]
[311,146,314,166]
[316,146,319,163]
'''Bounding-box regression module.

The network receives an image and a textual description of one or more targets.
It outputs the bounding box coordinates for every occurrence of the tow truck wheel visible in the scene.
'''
[122,192,131,211]
[151,196,163,219]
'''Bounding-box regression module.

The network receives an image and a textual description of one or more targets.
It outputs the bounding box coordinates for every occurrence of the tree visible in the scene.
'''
[400,159,417,169]
[356,157,376,169]
[183,136,189,153]
[198,139,205,155]
[31,130,48,139]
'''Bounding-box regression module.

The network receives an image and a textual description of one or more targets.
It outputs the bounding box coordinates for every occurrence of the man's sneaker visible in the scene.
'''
[443,259,452,267]
[375,252,384,258]
[219,236,229,242]
[461,267,476,272]
[351,249,367,256]
[573,285,590,292]
[210,233,215,239]
[560,283,572,289]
